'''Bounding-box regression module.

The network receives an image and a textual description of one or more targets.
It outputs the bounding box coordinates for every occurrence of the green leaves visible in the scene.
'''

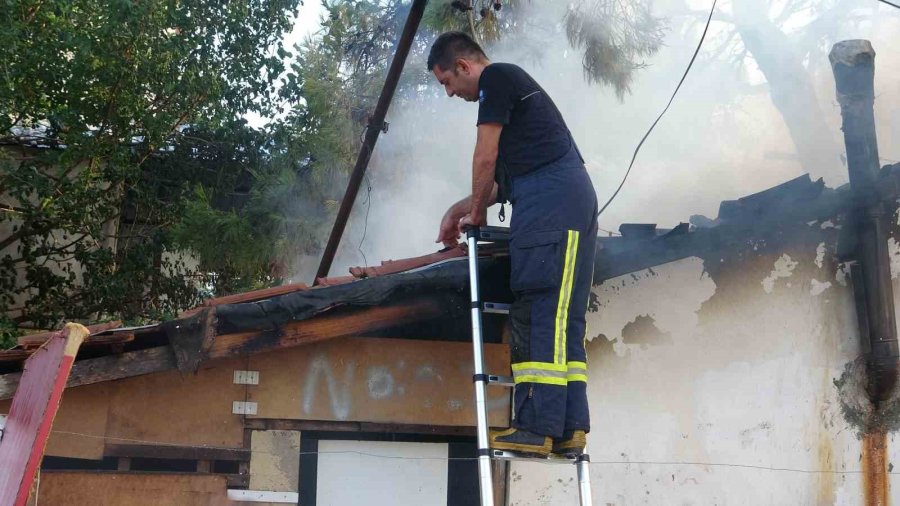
[1,0,301,330]
[564,1,666,100]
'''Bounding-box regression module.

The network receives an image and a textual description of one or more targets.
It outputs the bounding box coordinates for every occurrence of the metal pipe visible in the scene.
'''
[830,40,899,403]
[313,0,429,283]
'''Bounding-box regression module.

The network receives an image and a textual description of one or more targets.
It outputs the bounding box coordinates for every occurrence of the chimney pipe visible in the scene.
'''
[830,40,899,403]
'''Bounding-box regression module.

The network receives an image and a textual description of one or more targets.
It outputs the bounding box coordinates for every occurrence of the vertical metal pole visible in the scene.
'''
[577,456,593,506]
[313,0,429,283]
[467,229,494,506]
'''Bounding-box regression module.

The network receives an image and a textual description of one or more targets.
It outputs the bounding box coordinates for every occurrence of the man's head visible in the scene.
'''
[427,32,489,102]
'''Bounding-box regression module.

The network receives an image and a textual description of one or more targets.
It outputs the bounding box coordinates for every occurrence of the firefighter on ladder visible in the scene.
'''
[430,32,598,457]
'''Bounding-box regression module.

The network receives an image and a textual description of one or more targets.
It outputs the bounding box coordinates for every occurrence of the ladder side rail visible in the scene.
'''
[467,229,494,506]
[577,455,592,506]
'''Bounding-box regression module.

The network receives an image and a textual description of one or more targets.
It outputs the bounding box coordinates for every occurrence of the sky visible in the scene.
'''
[286,1,327,48]
[243,1,325,129]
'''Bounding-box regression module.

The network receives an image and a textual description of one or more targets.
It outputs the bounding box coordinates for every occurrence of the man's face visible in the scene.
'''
[432,61,478,102]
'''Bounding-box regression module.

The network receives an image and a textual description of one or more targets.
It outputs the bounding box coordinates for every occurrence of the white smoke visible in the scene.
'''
[322,0,900,277]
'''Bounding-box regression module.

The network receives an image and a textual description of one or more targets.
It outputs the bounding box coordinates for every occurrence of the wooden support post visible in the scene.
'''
[239,427,253,481]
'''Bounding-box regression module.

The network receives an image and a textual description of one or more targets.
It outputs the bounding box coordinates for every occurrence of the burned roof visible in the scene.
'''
[0,246,512,398]
[594,166,900,281]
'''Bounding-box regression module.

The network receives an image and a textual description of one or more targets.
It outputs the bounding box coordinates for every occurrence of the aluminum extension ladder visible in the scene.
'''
[466,226,592,506]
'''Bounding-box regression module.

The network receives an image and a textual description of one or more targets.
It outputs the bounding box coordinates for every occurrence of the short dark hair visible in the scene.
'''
[427,31,488,71]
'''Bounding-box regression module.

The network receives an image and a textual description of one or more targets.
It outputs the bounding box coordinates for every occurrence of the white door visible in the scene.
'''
[315,440,449,506]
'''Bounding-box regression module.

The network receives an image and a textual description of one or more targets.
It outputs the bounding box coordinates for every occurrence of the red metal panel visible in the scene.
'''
[0,323,87,506]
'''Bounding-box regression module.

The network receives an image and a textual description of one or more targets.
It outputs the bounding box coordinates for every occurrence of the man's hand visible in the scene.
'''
[457,208,487,235]
[436,206,463,247]
[436,195,473,247]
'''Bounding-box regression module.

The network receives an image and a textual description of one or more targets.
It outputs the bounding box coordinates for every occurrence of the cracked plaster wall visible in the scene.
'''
[509,222,900,505]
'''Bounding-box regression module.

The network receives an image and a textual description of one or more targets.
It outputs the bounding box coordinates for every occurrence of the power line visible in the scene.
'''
[358,174,373,268]
[878,0,900,9]
[49,428,897,474]
[598,227,620,237]
[598,0,718,216]
[355,125,373,268]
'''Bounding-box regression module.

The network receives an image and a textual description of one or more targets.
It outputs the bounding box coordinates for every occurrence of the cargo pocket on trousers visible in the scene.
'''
[509,230,565,293]
[512,383,539,425]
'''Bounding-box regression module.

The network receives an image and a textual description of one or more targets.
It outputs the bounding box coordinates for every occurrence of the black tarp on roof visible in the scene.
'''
[214,255,512,335]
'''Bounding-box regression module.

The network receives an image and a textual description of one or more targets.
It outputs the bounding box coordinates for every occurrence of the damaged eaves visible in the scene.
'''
[594,166,900,283]
[0,253,512,398]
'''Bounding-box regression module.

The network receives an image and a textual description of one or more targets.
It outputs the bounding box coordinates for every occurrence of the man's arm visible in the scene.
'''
[459,123,503,231]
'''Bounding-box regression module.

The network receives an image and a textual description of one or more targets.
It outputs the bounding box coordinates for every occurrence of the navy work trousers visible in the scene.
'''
[507,145,597,438]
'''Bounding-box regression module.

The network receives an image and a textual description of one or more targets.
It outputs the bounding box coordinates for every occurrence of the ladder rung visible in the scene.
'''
[489,450,587,464]
[482,302,510,314]
[475,226,510,243]
[486,375,514,387]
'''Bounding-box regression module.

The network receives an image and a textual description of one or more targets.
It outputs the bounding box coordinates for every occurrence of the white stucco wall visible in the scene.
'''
[509,228,900,505]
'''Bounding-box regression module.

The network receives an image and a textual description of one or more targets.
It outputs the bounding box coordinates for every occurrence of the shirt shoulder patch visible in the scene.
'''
[479,89,485,103]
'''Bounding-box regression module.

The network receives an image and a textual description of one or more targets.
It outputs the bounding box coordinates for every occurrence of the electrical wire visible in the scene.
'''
[47,428,900,474]
[355,124,372,268]
[358,174,373,268]
[877,0,900,9]
[597,0,718,216]
[598,227,620,237]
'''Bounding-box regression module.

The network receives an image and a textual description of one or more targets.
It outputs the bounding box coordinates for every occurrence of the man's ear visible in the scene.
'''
[456,58,471,75]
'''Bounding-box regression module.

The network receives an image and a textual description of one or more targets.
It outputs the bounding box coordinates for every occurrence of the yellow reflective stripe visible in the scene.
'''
[554,230,579,365]
[512,362,567,372]
[553,231,573,364]
[586,264,595,313]
[513,361,567,384]
[512,362,567,383]
[567,361,587,382]
[563,231,579,365]
[552,232,569,365]
[512,369,566,381]
[514,375,568,386]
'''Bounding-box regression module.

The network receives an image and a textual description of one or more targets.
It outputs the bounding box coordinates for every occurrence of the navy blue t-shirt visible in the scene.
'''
[476,63,577,198]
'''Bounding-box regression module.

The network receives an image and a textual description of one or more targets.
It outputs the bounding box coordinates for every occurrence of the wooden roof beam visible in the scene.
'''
[0,298,446,400]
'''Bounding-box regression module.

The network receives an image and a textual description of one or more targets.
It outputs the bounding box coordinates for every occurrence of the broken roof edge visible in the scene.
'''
[594,167,900,282]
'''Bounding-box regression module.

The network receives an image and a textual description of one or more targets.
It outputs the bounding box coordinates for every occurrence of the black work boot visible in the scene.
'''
[552,430,586,457]
[489,428,552,457]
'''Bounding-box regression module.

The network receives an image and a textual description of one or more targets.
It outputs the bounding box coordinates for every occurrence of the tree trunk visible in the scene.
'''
[732,0,843,181]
